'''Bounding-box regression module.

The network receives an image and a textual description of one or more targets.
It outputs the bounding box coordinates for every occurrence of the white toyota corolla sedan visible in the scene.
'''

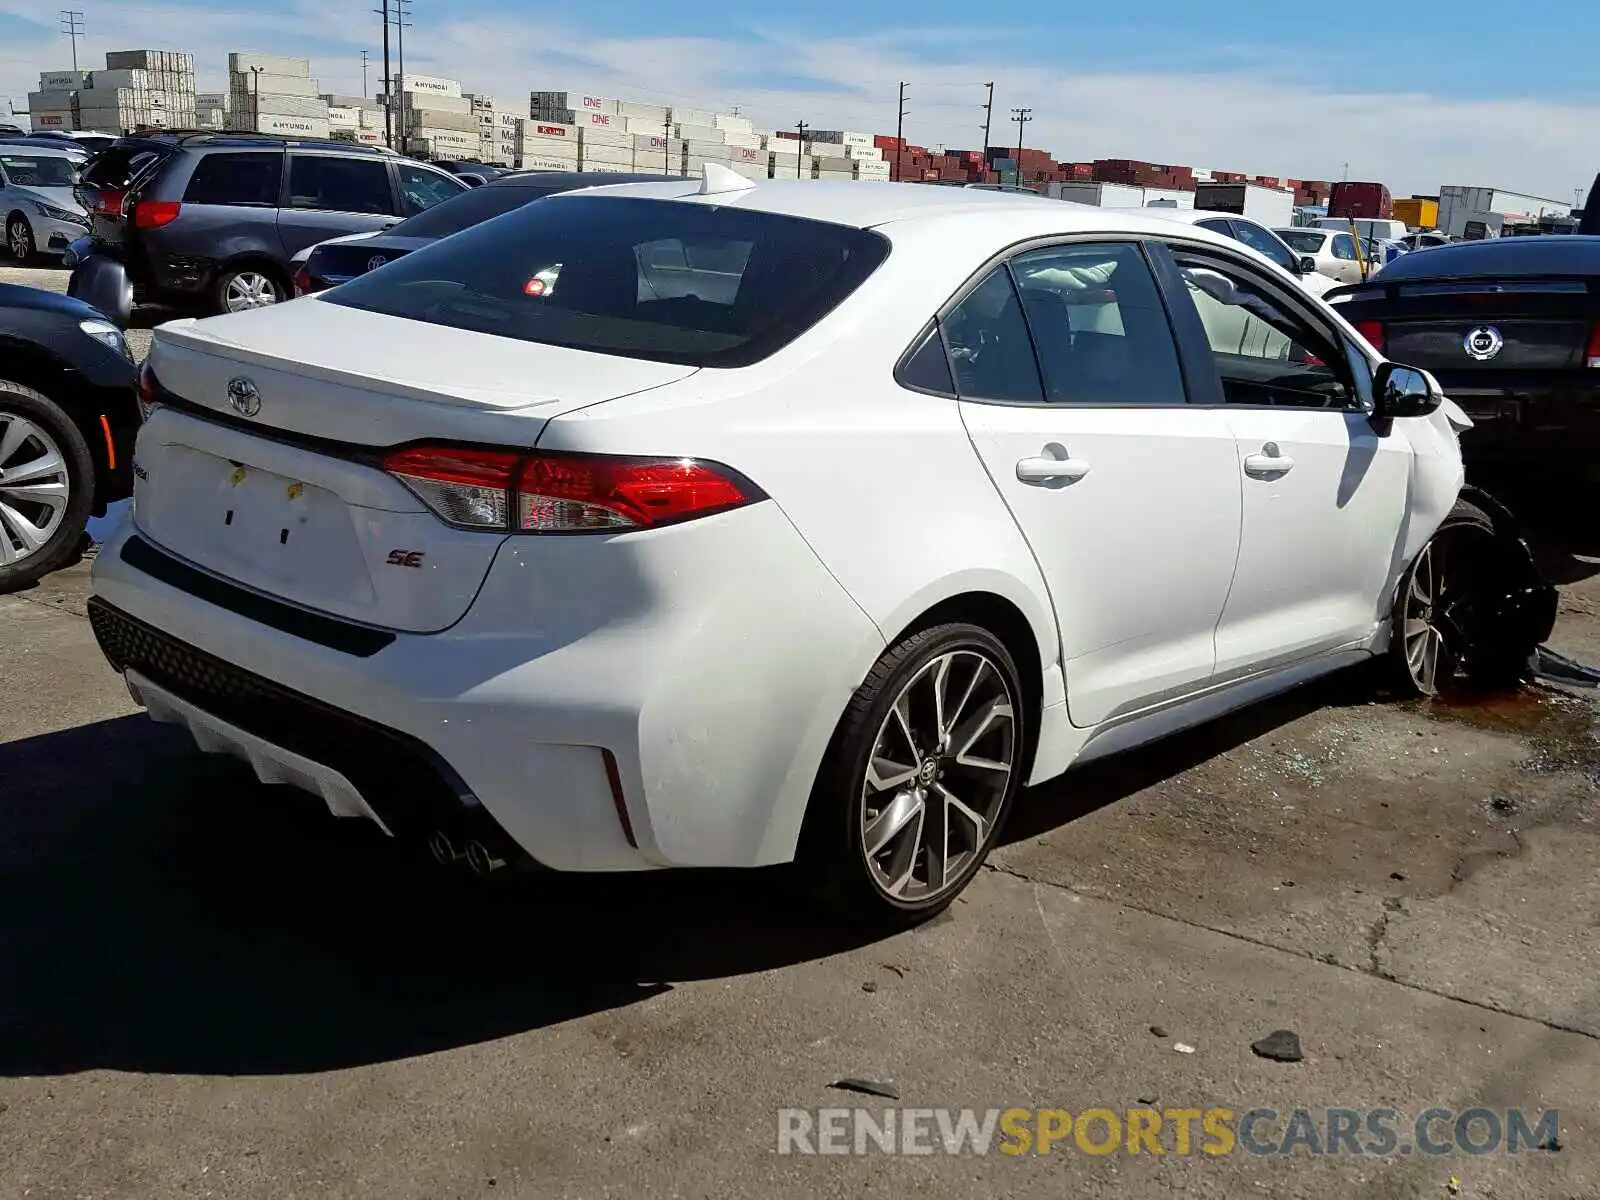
[91,168,1477,924]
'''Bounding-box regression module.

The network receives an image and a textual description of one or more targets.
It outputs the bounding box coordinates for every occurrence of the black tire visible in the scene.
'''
[1389,498,1498,697]
[800,622,1027,928]
[6,214,37,265]
[0,381,95,592]
[212,263,288,315]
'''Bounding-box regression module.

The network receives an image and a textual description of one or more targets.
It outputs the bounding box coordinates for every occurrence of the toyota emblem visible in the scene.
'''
[226,377,262,418]
[366,255,388,272]
[1463,326,1504,362]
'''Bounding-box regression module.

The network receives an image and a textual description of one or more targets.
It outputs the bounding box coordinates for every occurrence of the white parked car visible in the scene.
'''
[1144,207,1340,298]
[92,170,1478,924]
[0,143,89,262]
[1276,227,1366,283]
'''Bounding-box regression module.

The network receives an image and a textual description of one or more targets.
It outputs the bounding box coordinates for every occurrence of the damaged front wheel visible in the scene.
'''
[1391,498,1535,697]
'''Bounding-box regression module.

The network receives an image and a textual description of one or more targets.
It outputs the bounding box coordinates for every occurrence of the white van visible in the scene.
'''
[1313,217,1408,241]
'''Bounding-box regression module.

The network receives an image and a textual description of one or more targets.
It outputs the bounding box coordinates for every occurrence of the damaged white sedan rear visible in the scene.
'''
[89,172,1548,925]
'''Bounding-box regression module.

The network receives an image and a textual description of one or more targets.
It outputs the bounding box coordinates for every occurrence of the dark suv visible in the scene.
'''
[71,133,467,315]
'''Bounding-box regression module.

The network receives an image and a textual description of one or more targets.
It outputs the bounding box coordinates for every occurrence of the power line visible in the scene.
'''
[59,10,84,73]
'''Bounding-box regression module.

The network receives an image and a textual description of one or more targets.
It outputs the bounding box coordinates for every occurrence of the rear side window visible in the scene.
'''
[941,268,1043,404]
[1010,243,1186,405]
[396,162,466,217]
[287,156,394,215]
[322,195,891,367]
[388,184,546,239]
[1332,234,1358,260]
[184,152,281,206]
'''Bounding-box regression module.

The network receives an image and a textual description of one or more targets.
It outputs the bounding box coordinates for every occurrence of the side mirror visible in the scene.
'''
[1298,255,1318,274]
[1373,362,1443,420]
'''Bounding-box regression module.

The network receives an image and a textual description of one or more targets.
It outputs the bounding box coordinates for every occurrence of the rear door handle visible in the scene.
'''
[1243,444,1295,478]
[1016,455,1092,484]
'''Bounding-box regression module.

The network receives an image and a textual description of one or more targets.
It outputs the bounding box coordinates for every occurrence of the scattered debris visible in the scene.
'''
[1487,795,1520,816]
[1173,1043,1196,1055]
[1149,1025,1169,1038]
[1446,1176,1462,1195]
[1251,1030,1304,1063]
[1137,1095,1159,1106]
[878,963,907,979]
[1533,646,1600,689]
[861,981,878,994]
[1390,872,1408,882]
[831,1078,900,1101]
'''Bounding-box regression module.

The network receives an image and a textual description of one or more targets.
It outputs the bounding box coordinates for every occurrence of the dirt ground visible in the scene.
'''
[1,256,1599,1198]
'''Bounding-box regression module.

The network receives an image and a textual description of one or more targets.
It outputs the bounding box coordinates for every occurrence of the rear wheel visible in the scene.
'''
[6,215,37,265]
[0,381,94,592]
[802,623,1025,927]
[214,265,287,314]
[1391,499,1499,696]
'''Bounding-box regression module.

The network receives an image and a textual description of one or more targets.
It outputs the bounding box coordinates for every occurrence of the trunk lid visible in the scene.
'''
[136,301,697,632]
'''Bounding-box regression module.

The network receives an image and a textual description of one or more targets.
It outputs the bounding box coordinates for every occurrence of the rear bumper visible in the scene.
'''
[1437,379,1600,450]
[88,503,883,872]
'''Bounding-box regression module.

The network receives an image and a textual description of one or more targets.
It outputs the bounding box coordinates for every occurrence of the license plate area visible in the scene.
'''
[137,446,376,608]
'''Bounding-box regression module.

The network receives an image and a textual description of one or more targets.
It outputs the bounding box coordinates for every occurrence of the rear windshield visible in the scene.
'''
[79,142,170,189]
[322,195,891,366]
[1278,230,1325,253]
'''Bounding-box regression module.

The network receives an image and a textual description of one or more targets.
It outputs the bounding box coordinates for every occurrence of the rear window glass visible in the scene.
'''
[322,195,891,367]
[79,143,169,189]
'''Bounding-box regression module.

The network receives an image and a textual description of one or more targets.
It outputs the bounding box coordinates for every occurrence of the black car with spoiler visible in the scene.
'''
[1326,237,1600,461]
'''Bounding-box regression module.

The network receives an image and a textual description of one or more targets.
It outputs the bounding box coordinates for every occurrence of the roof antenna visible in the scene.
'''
[699,161,756,196]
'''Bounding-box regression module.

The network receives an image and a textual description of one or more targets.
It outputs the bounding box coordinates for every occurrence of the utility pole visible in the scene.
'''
[395,0,412,144]
[796,120,808,178]
[360,50,369,98]
[664,111,674,176]
[1010,107,1032,187]
[376,0,392,147]
[895,82,907,182]
[981,81,994,158]
[59,10,84,72]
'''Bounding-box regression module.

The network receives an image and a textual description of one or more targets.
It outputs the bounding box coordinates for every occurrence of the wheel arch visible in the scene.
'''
[0,343,117,514]
[214,252,292,294]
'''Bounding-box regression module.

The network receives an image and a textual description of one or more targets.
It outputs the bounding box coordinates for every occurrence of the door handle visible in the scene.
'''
[1243,442,1295,478]
[1016,455,1092,484]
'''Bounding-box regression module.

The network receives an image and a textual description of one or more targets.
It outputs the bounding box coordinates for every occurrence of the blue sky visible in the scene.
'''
[0,0,1592,199]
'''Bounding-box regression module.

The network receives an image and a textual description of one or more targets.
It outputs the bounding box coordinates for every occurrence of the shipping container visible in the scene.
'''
[401,109,477,133]
[325,105,363,126]
[31,112,72,129]
[674,123,724,144]
[398,73,462,99]
[39,69,92,91]
[1327,180,1392,220]
[235,113,332,137]
[228,51,309,77]
[714,114,753,135]
[673,107,715,128]
[727,145,765,167]
[722,131,762,150]
[232,71,320,98]
[580,127,632,150]
[108,49,194,72]
[1194,182,1295,226]
[616,100,668,122]
[1390,197,1439,230]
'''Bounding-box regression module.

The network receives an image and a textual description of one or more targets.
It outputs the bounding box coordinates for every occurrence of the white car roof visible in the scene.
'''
[542,177,1247,242]
[0,143,85,159]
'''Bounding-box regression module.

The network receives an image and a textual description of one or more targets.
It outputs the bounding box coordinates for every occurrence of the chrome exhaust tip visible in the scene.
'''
[428,829,462,867]
[465,840,506,876]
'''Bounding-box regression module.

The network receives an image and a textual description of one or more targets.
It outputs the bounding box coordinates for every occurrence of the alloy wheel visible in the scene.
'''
[859,649,1016,903]
[224,271,279,312]
[0,413,70,567]
[8,219,33,261]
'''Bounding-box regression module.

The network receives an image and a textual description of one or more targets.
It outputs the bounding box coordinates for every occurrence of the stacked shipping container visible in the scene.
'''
[28,49,197,133]
[227,52,329,137]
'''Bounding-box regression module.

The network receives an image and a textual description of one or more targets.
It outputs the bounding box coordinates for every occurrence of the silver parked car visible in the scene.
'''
[0,143,90,263]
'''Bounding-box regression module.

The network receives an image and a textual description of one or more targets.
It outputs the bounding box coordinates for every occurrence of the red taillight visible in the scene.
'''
[90,187,124,216]
[1355,320,1385,354]
[382,447,519,530]
[137,362,160,422]
[132,200,181,229]
[1587,321,1600,369]
[382,446,758,533]
[517,454,751,532]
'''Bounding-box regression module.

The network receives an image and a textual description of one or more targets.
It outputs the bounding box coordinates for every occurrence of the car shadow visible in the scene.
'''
[0,714,879,1078]
[1001,665,1381,845]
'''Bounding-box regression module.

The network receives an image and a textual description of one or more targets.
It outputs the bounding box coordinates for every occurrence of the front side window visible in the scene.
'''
[184,152,280,206]
[1009,242,1186,405]
[396,162,467,217]
[287,155,393,215]
[940,267,1043,404]
[1173,253,1352,409]
[322,195,890,367]
[1230,220,1297,271]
